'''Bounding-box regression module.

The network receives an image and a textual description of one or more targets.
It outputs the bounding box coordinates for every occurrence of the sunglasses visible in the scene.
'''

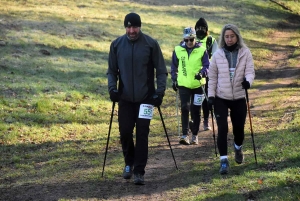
[184,38,195,43]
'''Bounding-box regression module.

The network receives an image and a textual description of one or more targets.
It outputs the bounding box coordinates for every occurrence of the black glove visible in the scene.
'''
[152,94,163,107]
[109,89,119,102]
[172,81,178,92]
[200,69,207,78]
[241,79,250,89]
[194,72,202,80]
[208,97,215,111]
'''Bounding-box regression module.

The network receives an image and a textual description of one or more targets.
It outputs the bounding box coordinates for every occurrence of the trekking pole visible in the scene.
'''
[157,106,179,170]
[210,109,218,157]
[176,91,180,138]
[201,84,217,157]
[244,84,258,165]
[101,101,115,177]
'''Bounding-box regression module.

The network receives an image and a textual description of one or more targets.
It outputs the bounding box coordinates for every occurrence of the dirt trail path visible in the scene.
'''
[250,28,300,113]
[100,129,215,201]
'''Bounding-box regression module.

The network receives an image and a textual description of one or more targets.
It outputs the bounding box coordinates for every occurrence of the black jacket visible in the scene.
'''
[107,31,167,103]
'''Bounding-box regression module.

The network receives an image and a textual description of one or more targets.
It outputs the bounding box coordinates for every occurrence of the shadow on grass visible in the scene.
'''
[255,68,300,80]
[204,181,300,201]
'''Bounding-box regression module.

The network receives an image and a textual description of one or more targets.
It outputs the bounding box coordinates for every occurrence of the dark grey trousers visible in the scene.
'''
[118,100,151,175]
[178,86,203,136]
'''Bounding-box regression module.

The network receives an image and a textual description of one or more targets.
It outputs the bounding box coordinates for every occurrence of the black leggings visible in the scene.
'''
[179,86,203,136]
[214,97,247,156]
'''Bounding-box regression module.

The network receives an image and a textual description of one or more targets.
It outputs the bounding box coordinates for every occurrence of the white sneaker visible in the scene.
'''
[179,135,190,145]
[191,135,198,145]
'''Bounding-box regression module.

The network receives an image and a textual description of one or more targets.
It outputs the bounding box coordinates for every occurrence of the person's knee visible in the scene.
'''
[233,126,244,135]
[217,134,227,145]
[120,126,134,138]
[136,125,150,136]
[192,108,201,116]
[120,133,133,144]
[217,122,228,133]
[181,104,189,113]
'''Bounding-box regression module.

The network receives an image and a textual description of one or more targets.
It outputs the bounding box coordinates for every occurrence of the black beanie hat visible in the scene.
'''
[124,13,141,27]
[195,17,208,29]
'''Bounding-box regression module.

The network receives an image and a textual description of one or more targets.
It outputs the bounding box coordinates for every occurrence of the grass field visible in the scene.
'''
[0,0,300,200]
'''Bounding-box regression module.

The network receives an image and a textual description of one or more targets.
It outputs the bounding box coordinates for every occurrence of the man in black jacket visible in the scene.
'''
[107,12,167,185]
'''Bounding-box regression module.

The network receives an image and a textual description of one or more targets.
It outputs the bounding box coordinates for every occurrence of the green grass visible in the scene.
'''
[273,0,300,14]
[0,0,300,200]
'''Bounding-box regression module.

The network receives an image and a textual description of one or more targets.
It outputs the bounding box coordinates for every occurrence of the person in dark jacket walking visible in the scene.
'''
[194,17,218,131]
[171,27,209,145]
[107,13,167,185]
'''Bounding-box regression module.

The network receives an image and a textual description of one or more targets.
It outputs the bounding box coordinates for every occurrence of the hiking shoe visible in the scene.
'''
[219,159,229,175]
[190,135,198,145]
[189,120,194,132]
[203,119,211,131]
[234,146,244,164]
[123,165,133,179]
[179,135,190,145]
[134,173,145,185]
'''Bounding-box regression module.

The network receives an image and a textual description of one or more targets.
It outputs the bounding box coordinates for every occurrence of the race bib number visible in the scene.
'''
[229,68,235,81]
[138,104,154,119]
[193,94,205,106]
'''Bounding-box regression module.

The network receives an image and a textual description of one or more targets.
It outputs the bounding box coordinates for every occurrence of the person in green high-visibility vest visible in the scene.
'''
[171,27,209,145]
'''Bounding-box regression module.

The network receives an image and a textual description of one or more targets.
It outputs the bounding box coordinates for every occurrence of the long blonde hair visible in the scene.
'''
[219,24,247,49]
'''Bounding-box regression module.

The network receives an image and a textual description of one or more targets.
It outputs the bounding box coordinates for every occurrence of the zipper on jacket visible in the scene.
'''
[131,42,135,102]
[231,49,242,100]
[230,52,235,100]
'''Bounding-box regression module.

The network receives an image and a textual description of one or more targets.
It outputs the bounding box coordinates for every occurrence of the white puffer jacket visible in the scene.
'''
[208,47,255,100]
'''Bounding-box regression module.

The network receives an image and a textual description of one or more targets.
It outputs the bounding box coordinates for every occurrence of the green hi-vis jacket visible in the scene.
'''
[174,45,206,89]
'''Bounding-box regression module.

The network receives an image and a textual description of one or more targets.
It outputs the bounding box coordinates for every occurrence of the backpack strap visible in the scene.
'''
[206,35,213,59]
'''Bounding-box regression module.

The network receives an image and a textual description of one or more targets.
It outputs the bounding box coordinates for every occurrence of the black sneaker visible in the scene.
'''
[123,165,133,179]
[219,159,229,175]
[134,173,145,185]
[234,146,244,164]
[203,119,211,131]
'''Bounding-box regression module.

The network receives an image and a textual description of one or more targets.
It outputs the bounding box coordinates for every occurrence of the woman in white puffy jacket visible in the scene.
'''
[208,24,255,175]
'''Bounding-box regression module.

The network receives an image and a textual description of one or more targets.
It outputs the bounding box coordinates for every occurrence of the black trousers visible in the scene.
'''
[202,78,209,120]
[179,86,203,136]
[118,100,151,175]
[214,97,247,156]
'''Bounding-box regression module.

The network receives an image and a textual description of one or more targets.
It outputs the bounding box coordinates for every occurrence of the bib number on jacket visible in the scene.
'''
[193,94,205,106]
[138,104,154,119]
